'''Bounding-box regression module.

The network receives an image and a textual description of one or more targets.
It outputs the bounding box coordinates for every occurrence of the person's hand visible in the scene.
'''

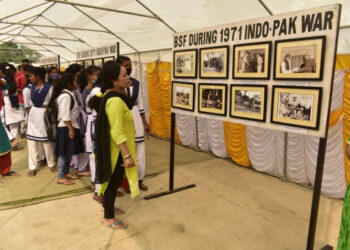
[143,122,151,134]
[124,157,135,168]
[68,128,75,139]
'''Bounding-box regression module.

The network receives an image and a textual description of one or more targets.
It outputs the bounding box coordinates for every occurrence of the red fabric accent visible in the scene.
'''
[120,178,129,188]
[15,72,26,104]
[0,152,12,176]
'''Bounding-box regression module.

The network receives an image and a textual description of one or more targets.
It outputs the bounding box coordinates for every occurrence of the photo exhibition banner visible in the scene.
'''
[171,4,341,138]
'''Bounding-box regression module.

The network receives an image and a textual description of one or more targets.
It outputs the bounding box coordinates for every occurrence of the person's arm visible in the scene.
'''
[0,78,7,86]
[60,94,75,139]
[64,121,75,139]
[346,138,350,159]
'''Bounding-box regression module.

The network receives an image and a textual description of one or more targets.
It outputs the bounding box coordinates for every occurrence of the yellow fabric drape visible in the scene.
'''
[146,62,179,141]
[223,122,251,167]
[343,72,350,185]
[336,55,350,70]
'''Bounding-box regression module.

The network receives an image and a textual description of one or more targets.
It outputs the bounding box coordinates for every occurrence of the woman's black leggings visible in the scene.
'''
[103,153,125,219]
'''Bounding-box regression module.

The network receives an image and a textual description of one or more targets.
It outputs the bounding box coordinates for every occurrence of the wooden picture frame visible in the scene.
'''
[230,84,267,122]
[271,85,322,130]
[198,83,227,116]
[233,42,271,80]
[274,36,326,81]
[173,49,198,78]
[171,81,195,111]
[199,46,229,79]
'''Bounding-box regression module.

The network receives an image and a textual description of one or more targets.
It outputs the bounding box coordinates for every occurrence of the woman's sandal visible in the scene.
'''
[101,219,128,230]
[5,171,20,177]
[57,178,75,185]
[66,173,79,180]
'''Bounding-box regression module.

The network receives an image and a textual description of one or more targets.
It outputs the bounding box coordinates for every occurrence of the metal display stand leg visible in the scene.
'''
[144,112,196,200]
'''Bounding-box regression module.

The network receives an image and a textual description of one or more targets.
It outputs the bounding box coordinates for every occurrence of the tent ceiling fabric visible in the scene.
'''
[0,0,349,61]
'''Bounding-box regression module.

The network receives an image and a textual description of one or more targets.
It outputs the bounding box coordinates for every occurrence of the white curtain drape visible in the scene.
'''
[176,113,197,148]
[177,116,228,157]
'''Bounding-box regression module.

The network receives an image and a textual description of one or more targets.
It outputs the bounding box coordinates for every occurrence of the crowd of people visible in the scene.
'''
[0,56,150,229]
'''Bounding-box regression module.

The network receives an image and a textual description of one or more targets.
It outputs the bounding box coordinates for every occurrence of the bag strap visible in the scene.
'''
[59,90,75,110]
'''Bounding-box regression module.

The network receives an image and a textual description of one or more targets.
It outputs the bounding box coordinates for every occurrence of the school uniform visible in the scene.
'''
[0,77,24,139]
[85,86,100,192]
[70,89,89,172]
[55,89,85,179]
[23,83,41,170]
[26,83,55,170]
[127,78,146,182]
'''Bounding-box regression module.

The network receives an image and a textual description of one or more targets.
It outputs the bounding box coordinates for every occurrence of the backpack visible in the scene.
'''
[44,91,75,142]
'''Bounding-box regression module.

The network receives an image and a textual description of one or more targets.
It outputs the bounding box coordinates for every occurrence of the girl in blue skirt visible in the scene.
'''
[48,73,84,185]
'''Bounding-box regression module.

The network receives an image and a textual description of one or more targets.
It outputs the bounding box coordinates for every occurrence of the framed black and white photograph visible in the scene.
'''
[274,36,326,81]
[173,49,198,78]
[233,42,271,79]
[271,86,322,130]
[230,84,267,122]
[198,83,227,116]
[171,81,195,111]
[199,46,229,79]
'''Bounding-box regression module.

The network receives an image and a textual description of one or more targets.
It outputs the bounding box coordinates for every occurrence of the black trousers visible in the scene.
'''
[103,153,125,219]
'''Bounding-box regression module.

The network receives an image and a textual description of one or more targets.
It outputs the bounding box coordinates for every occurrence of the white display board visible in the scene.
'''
[76,42,119,60]
[39,55,59,66]
[171,4,341,138]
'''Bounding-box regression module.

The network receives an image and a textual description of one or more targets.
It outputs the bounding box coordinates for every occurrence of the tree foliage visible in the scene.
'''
[0,41,41,64]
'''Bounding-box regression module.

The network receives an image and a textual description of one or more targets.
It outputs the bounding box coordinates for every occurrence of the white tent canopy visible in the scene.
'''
[0,0,349,62]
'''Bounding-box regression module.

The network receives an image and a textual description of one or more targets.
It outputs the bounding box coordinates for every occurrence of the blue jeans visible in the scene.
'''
[57,155,71,179]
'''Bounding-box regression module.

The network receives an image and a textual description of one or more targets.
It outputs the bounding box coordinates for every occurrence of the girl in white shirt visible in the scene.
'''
[26,67,55,176]
[49,73,84,185]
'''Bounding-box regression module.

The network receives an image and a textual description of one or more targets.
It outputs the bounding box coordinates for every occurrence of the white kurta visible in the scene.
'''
[2,89,24,125]
[26,87,52,141]
[26,85,55,169]
[128,82,146,181]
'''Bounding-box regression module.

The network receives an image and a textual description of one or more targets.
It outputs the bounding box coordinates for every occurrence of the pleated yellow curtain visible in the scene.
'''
[223,122,251,167]
[343,71,350,185]
[146,61,179,141]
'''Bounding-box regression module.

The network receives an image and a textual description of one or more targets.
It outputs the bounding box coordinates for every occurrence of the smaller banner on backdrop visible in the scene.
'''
[171,4,341,138]
[39,55,59,66]
[76,43,118,60]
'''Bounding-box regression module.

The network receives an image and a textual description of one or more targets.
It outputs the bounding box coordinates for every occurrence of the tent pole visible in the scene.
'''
[72,5,139,53]
[0,21,109,33]
[0,15,40,32]
[144,112,196,200]
[135,0,176,33]
[0,32,80,42]
[258,0,274,15]
[44,0,157,19]
[0,2,49,21]
[28,26,76,54]
[40,15,94,47]
[12,36,70,61]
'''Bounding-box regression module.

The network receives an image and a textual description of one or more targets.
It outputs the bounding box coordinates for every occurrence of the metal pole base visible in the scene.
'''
[144,184,196,200]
